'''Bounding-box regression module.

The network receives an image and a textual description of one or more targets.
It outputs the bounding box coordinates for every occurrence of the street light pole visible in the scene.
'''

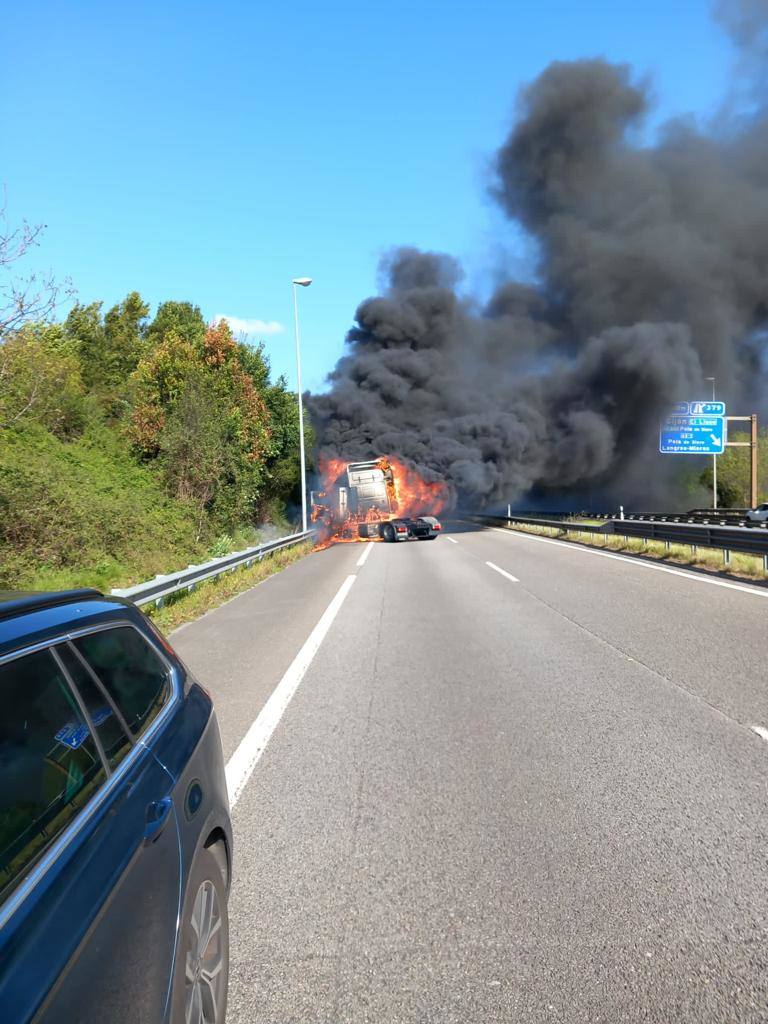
[706,376,717,510]
[292,277,312,532]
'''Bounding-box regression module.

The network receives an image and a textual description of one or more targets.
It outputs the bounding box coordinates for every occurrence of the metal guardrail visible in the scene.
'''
[475,513,613,535]
[505,507,764,527]
[468,513,768,568]
[111,530,314,607]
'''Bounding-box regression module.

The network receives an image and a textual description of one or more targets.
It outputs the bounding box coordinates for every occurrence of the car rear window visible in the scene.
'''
[0,648,107,903]
[73,627,171,739]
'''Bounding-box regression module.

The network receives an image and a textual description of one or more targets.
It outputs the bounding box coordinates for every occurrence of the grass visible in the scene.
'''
[0,423,206,591]
[146,540,314,633]
[497,522,768,581]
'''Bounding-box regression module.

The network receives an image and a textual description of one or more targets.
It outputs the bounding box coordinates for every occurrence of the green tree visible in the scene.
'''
[0,322,85,435]
[64,292,150,415]
[263,376,314,511]
[146,301,206,350]
[65,301,107,390]
[700,428,768,507]
[130,320,273,530]
[235,338,271,392]
[158,371,232,538]
[104,290,149,381]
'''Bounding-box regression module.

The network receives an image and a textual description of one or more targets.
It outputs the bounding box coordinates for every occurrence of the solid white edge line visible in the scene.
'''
[750,725,768,742]
[356,542,374,567]
[482,524,768,599]
[485,560,519,583]
[446,537,458,544]
[225,573,357,807]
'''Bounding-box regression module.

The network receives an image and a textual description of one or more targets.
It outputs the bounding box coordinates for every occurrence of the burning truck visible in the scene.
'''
[311,457,445,544]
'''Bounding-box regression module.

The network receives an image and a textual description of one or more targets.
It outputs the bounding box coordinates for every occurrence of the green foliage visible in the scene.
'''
[158,371,234,535]
[64,292,150,416]
[0,292,309,591]
[235,338,271,392]
[0,423,204,590]
[0,323,86,435]
[64,302,106,390]
[208,534,235,558]
[103,290,149,382]
[145,301,206,349]
[699,428,768,507]
[264,376,315,508]
[131,319,274,532]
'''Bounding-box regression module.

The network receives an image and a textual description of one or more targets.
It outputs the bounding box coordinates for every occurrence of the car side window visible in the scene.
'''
[73,627,171,739]
[55,645,134,771]
[0,648,107,904]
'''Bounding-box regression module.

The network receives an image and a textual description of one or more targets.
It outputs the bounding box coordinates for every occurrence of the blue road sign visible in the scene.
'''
[660,413,726,454]
[672,400,726,416]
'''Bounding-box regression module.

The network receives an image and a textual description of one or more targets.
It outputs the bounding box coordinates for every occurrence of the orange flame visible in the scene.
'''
[386,457,448,518]
[311,455,448,548]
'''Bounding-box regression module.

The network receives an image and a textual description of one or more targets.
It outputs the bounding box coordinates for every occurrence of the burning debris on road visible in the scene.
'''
[309,2,768,511]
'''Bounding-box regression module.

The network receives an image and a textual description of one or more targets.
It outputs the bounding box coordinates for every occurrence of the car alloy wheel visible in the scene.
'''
[185,879,225,1024]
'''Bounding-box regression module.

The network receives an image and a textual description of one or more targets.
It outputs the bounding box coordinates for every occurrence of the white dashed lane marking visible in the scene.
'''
[356,542,374,567]
[486,561,519,583]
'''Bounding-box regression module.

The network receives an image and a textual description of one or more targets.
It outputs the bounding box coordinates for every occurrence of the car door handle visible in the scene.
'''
[144,797,173,845]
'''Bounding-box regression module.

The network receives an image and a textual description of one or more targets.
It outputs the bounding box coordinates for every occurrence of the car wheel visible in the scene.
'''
[382,523,395,542]
[170,842,229,1024]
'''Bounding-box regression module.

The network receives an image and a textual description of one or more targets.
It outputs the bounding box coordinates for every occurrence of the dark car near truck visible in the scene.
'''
[0,589,232,1024]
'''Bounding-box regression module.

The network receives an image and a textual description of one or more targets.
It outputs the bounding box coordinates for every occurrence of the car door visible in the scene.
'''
[0,631,182,1024]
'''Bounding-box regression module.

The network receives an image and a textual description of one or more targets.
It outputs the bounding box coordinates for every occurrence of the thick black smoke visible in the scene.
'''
[310,4,768,509]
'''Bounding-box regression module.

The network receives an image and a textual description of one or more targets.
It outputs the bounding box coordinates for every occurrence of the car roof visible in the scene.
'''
[0,590,137,661]
[0,589,104,621]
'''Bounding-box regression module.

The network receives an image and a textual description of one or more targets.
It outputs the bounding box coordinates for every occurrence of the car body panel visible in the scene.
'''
[0,593,232,1024]
[21,746,182,1024]
[745,504,768,523]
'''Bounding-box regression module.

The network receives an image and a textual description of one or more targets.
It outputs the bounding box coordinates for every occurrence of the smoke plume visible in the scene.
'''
[310,4,768,509]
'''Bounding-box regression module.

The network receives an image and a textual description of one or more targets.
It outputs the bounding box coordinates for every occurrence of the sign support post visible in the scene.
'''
[724,414,759,509]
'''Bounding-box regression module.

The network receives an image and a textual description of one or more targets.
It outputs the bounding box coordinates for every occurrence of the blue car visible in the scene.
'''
[0,589,232,1024]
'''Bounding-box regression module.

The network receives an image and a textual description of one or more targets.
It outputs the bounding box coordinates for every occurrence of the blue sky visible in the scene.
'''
[2,1,734,392]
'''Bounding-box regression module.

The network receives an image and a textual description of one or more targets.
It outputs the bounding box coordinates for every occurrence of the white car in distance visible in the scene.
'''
[745,503,768,525]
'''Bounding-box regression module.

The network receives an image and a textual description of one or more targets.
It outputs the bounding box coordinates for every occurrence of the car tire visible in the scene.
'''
[170,842,229,1024]
[382,523,395,543]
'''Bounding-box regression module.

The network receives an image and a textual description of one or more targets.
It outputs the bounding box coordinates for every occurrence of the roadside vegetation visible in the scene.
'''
[0,288,313,591]
[496,521,768,582]
[147,540,314,633]
[701,428,768,507]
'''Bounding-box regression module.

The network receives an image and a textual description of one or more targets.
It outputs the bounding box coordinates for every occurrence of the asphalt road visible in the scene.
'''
[172,521,768,1023]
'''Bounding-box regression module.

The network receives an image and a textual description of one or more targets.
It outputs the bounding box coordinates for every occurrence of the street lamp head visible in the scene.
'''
[292,277,312,287]
[705,376,715,381]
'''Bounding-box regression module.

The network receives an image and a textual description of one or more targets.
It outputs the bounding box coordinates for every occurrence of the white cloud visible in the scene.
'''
[214,314,285,336]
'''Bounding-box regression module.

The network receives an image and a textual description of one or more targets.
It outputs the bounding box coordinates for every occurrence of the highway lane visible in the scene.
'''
[174,523,768,1023]
[451,520,768,728]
